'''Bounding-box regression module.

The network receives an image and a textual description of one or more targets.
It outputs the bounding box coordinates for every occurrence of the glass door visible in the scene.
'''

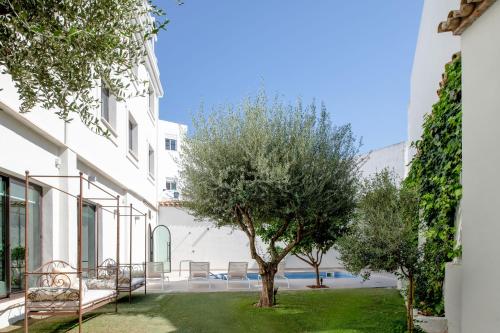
[82,203,96,271]
[0,177,7,297]
[151,226,171,273]
[9,179,42,292]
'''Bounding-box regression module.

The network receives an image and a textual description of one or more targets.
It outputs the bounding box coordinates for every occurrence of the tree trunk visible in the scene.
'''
[407,274,415,333]
[314,263,321,287]
[257,266,276,307]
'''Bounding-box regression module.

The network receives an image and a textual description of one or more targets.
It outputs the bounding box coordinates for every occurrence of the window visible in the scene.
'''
[101,85,116,132]
[82,203,96,271]
[101,86,110,122]
[148,145,155,177]
[0,175,42,297]
[128,114,138,157]
[148,88,155,118]
[165,138,177,151]
[165,181,177,191]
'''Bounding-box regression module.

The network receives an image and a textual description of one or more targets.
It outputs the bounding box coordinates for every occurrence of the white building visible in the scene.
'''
[157,120,187,202]
[409,1,500,332]
[406,0,460,172]
[438,1,500,332]
[156,122,407,277]
[0,25,163,328]
[361,142,407,181]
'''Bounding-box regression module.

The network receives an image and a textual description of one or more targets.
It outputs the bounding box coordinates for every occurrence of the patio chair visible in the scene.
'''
[227,262,250,289]
[187,261,211,289]
[275,261,290,288]
[147,262,169,290]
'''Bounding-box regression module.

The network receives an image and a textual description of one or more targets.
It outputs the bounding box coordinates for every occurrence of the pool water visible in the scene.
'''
[217,271,357,280]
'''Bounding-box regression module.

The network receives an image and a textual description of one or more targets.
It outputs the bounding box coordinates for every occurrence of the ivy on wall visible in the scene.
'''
[406,54,462,316]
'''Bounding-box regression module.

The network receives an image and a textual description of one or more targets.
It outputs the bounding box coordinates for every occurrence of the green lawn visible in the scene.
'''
[13,288,408,333]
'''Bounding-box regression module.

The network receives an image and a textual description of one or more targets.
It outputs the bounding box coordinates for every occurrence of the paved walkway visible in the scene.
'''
[143,272,397,294]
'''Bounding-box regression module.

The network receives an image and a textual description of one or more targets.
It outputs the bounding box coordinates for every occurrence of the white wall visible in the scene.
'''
[360,142,406,180]
[157,120,187,201]
[460,2,500,331]
[159,206,343,278]
[407,0,460,172]
[156,135,407,277]
[0,25,162,328]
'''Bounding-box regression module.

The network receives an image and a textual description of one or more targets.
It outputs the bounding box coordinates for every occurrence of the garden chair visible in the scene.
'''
[187,261,211,289]
[147,262,169,290]
[227,262,250,289]
[275,260,290,288]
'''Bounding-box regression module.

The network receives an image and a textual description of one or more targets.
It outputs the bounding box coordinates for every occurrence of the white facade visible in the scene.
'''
[360,142,407,181]
[157,120,187,201]
[0,33,163,328]
[459,2,500,331]
[406,0,460,171]
[157,132,406,277]
[409,1,500,332]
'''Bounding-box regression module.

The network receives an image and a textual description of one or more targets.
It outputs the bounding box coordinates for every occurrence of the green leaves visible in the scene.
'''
[407,56,462,316]
[336,170,421,280]
[180,92,360,265]
[0,0,169,135]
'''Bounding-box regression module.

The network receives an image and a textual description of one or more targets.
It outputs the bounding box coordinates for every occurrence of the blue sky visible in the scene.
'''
[155,1,423,152]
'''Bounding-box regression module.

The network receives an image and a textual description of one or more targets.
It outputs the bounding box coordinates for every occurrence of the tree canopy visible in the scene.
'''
[336,170,421,332]
[0,0,168,134]
[180,93,360,306]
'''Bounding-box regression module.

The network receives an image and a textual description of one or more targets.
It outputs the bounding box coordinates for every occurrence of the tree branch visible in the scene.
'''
[294,253,313,266]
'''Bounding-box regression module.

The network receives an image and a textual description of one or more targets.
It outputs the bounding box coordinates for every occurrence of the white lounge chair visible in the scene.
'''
[227,262,250,289]
[187,261,211,289]
[147,262,169,290]
[275,261,290,288]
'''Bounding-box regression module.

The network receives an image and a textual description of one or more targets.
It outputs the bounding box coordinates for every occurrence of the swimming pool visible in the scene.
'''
[217,271,357,280]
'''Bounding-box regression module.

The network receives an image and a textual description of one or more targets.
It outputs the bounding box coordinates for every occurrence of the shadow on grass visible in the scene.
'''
[11,288,408,333]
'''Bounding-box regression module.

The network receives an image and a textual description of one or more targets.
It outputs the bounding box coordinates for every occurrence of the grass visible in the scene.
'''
[12,288,408,333]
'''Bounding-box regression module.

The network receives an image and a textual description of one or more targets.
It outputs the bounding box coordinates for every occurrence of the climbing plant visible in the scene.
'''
[406,54,462,316]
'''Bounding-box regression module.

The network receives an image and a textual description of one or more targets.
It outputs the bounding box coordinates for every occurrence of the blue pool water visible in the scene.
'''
[217,271,357,280]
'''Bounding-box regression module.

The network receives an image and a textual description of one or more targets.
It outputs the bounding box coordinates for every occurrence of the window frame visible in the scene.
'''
[128,114,138,159]
[0,173,43,299]
[165,180,177,191]
[165,138,177,151]
[148,145,155,179]
[100,85,117,136]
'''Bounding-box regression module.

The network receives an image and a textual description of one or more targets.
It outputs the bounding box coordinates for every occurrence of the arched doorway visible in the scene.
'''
[150,225,171,273]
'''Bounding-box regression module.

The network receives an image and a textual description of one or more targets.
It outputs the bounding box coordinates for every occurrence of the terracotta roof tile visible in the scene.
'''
[438,0,496,35]
[159,200,184,207]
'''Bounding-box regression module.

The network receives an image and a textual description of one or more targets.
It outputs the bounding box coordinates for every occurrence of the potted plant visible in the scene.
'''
[11,246,25,288]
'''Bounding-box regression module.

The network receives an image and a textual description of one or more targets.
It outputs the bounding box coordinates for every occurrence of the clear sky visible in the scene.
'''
[155,1,423,153]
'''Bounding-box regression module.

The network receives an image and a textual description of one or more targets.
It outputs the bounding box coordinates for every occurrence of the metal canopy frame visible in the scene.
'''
[24,171,119,333]
[98,203,148,303]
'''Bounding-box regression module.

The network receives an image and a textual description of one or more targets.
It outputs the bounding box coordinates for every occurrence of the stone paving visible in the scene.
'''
[142,272,398,294]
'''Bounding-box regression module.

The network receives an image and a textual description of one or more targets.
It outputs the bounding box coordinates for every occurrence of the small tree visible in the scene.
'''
[0,0,171,134]
[291,220,350,288]
[180,94,359,307]
[336,170,421,333]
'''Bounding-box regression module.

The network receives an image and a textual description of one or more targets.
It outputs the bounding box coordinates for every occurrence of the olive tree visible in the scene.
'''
[0,0,171,135]
[180,94,360,307]
[262,106,358,288]
[288,219,351,288]
[336,169,421,333]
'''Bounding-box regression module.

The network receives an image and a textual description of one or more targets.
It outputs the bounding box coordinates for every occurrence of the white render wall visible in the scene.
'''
[460,2,500,331]
[159,206,344,277]
[360,142,406,181]
[0,38,162,328]
[406,0,460,172]
[157,120,187,201]
[157,128,406,276]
